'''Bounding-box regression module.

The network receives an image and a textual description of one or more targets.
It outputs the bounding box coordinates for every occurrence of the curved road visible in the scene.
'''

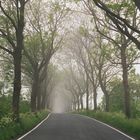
[18,113,134,140]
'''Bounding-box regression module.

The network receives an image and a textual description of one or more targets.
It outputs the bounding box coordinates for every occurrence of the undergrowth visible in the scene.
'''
[78,111,140,140]
[0,111,49,140]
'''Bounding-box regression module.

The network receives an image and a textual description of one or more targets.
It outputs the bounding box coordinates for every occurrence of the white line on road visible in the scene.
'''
[78,114,135,140]
[17,113,51,140]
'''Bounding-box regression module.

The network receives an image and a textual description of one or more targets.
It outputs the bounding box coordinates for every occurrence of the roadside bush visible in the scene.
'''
[0,110,49,140]
[78,111,140,140]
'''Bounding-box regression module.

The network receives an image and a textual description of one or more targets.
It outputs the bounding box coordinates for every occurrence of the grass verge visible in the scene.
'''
[0,110,49,140]
[78,111,140,140]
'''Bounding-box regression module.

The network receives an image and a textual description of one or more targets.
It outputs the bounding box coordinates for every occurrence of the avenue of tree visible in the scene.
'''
[0,0,140,122]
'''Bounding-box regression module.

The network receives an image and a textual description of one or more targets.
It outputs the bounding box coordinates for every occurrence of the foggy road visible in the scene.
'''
[18,113,134,140]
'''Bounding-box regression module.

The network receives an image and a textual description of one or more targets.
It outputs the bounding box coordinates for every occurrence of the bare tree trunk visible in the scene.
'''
[121,46,131,118]
[72,96,77,111]
[37,84,41,111]
[31,72,39,112]
[12,49,22,121]
[72,102,76,111]
[93,88,97,111]
[77,96,80,111]
[12,1,26,121]
[98,69,109,112]
[41,90,47,109]
[86,75,89,110]
[104,93,109,112]
[41,78,48,110]
[80,95,83,110]
[12,16,24,121]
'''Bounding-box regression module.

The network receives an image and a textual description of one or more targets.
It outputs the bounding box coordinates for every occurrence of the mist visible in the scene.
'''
[50,81,72,113]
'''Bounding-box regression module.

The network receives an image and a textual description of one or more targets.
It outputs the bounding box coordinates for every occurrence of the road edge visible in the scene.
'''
[17,113,51,140]
[77,114,135,140]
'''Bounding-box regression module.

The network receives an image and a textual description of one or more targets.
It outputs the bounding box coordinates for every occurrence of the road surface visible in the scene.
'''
[19,113,134,140]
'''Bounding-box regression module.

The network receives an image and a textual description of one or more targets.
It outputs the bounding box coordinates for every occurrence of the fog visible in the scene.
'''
[50,81,72,113]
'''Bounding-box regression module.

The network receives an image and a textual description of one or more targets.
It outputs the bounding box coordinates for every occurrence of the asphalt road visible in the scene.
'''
[19,113,134,140]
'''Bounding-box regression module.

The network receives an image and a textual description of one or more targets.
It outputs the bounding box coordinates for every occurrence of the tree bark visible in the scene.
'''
[37,85,41,111]
[86,76,89,110]
[31,72,39,112]
[12,1,26,122]
[77,96,80,111]
[121,46,131,118]
[104,93,109,112]
[12,49,22,121]
[12,15,24,121]
[93,88,97,111]
[98,69,110,112]
[80,95,83,110]
[41,90,47,110]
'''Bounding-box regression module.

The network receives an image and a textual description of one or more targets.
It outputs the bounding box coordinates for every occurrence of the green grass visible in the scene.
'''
[78,111,140,140]
[0,110,49,140]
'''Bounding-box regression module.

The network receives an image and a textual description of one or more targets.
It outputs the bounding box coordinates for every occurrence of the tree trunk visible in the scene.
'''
[104,93,109,112]
[12,21,24,121]
[86,92,89,110]
[121,47,131,118]
[12,2,25,121]
[12,49,22,121]
[80,95,83,110]
[37,85,41,111]
[41,91,47,109]
[41,79,48,110]
[93,88,97,111]
[98,69,109,112]
[77,96,80,111]
[72,96,76,111]
[86,75,89,110]
[31,72,39,112]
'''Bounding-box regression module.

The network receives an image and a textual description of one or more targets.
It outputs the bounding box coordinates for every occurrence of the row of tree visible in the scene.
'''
[61,0,140,118]
[0,0,68,121]
[0,0,140,121]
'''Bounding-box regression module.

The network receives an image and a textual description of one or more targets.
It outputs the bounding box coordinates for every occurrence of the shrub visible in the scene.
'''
[0,110,49,140]
[78,111,140,140]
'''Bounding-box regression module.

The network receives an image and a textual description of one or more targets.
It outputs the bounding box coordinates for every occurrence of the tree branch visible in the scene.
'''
[0,45,13,55]
[0,1,17,30]
[92,0,140,50]
[0,28,16,48]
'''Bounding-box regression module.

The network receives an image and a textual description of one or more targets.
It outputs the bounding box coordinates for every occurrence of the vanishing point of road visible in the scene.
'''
[18,113,134,140]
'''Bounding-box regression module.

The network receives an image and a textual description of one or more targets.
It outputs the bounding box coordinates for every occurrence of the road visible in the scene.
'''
[18,113,134,140]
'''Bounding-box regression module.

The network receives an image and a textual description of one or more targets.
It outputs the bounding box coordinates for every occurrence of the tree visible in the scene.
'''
[108,71,140,117]
[82,0,140,118]
[78,26,117,112]
[65,67,86,111]
[107,77,124,112]
[0,0,29,121]
[65,31,91,110]
[23,0,68,112]
[83,0,140,50]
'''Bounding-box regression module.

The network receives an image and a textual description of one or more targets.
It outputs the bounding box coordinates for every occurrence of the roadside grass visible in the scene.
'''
[78,111,140,140]
[0,110,49,140]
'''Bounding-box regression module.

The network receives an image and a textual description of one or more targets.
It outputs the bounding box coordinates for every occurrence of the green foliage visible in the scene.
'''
[19,100,30,113]
[0,94,32,119]
[0,81,4,94]
[107,1,135,12]
[100,72,140,117]
[0,95,12,119]
[108,77,124,112]
[0,111,49,140]
[78,111,140,140]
